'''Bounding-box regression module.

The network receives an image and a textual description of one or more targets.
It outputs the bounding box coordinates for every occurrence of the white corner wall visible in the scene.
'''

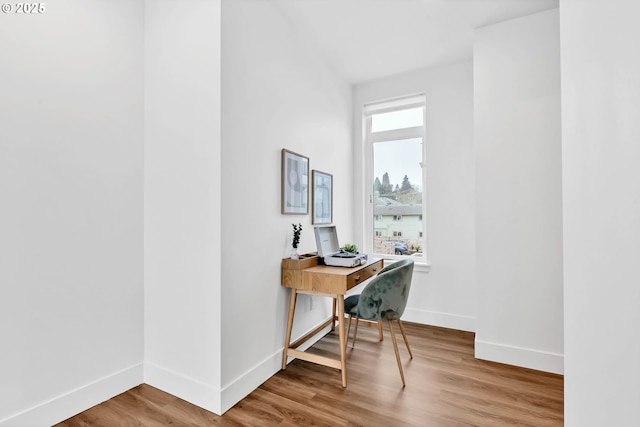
[144,0,223,415]
[353,62,476,332]
[474,9,563,374]
[0,1,144,425]
[561,1,640,425]
[220,0,352,412]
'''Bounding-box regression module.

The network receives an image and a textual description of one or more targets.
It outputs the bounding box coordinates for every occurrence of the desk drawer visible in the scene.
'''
[346,260,383,290]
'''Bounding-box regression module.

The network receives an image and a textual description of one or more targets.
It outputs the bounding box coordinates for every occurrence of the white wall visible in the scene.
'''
[144,0,223,415]
[353,62,476,332]
[0,1,144,425]
[474,9,563,374]
[561,1,640,425]
[220,0,352,411]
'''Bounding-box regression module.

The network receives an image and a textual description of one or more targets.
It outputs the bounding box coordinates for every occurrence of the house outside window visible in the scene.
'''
[364,94,426,261]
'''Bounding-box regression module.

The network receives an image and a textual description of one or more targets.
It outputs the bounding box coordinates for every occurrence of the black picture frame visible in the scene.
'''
[312,170,333,224]
[281,149,309,215]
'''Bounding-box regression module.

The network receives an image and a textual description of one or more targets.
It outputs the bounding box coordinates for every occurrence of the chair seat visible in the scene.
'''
[344,295,359,315]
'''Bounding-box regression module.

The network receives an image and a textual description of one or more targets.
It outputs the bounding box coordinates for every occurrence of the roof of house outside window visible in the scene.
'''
[374,197,422,216]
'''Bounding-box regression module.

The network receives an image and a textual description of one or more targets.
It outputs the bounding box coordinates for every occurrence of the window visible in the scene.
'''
[364,94,426,262]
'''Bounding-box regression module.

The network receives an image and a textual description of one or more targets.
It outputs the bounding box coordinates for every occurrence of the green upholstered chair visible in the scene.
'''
[344,258,414,386]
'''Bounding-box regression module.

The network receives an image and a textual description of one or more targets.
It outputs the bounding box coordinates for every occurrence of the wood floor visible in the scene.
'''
[56,323,563,426]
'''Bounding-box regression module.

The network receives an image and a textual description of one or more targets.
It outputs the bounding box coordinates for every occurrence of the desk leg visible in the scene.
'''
[282,288,298,370]
[331,298,337,331]
[337,294,347,387]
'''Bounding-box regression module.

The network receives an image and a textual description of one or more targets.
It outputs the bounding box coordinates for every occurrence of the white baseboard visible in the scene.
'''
[402,307,476,332]
[0,363,143,427]
[219,350,282,414]
[220,320,333,414]
[474,338,564,375]
[143,361,222,415]
[144,321,333,416]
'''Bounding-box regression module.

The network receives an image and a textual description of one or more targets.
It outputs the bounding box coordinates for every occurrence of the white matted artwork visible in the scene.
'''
[312,170,332,224]
[281,149,309,215]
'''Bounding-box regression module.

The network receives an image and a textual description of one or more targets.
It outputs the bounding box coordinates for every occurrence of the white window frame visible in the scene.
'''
[363,94,427,264]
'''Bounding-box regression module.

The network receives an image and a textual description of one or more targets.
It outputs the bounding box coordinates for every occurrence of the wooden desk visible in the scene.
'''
[281,255,383,387]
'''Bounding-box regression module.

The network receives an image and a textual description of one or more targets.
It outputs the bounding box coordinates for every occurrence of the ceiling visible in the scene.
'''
[272,0,559,84]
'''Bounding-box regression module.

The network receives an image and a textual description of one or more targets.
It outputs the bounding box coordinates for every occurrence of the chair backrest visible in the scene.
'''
[355,259,414,321]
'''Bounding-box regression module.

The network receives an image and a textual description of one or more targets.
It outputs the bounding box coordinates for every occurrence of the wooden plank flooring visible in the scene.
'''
[56,323,563,426]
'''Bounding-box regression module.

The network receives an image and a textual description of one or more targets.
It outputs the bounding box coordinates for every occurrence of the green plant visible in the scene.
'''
[342,243,358,253]
[292,223,302,249]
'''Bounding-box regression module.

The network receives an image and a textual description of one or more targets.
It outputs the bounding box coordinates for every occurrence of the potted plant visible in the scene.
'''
[291,223,302,259]
[342,243,358,254]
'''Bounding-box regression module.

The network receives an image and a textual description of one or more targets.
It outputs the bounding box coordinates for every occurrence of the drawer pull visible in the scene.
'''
[355,275,361,282]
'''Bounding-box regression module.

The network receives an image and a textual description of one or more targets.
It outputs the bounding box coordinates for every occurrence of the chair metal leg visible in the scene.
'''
[397,319,413,359]
[351,317,360,349]
[387,319,406,387]
[378,320,384,341]
[345,315,352,352]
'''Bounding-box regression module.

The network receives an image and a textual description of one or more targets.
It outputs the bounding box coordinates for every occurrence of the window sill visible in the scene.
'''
[413,261,431,273]
[381,257,431,273]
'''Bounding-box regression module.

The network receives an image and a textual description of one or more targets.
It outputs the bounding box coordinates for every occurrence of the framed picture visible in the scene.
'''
[312,170,333,224]
[281,149,309,214]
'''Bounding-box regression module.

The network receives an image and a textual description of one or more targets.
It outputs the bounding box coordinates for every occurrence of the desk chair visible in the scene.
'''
[344,258,414,386]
